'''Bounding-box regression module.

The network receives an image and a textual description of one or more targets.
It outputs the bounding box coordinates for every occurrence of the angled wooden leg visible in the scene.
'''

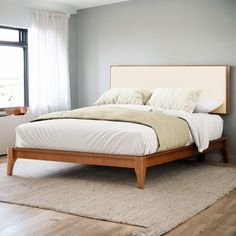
[7,147,17,176]
[196,153,206,162]
[134,157,147,189]
[221,138,229,163]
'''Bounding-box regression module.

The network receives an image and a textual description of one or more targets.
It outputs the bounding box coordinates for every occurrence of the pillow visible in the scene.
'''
[142,90,153,104]
[147,88,202,113]
[195,96,223,113]
[95,88,152,106]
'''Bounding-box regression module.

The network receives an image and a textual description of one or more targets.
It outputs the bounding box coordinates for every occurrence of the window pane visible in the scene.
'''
[0,28,19,42]
[0,46,24,108]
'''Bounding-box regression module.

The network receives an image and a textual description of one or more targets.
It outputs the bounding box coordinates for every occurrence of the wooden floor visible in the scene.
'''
[167,188,236,236]
[0,156,236,236]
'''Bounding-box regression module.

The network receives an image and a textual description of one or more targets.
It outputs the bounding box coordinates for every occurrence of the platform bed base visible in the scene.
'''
[7,137,228,189]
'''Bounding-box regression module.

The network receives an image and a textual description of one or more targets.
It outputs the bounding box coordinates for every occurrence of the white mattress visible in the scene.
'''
[15,105,223,156]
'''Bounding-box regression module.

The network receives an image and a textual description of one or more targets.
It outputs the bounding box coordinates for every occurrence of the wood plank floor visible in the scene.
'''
[167,188,236,236]
[0,202,141,236]
[0,156,236,236]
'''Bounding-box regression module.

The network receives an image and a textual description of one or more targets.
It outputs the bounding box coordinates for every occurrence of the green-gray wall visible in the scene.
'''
[68,14,79,109]
[69,0,236,160]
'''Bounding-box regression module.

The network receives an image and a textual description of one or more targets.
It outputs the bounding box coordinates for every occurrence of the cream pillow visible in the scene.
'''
[95,88,151,105]
[147,88,202,113]
[142,90,152,104]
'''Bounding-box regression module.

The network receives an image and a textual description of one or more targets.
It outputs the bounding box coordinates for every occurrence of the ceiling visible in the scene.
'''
[48,0,131,10]
[3,0,131,15]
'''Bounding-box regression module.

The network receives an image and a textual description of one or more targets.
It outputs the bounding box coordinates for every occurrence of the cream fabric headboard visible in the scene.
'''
[110,65,230,114]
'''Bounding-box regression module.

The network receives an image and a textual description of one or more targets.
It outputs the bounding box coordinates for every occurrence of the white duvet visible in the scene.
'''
[15,105,223,156]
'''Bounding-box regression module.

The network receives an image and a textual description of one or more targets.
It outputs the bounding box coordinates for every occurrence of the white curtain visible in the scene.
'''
[29,10,71,115]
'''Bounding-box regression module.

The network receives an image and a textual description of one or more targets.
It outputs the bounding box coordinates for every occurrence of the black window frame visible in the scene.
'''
[0,25,28,110]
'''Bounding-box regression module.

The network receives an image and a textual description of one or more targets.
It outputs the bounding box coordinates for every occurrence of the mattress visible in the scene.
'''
[15,105,223,156]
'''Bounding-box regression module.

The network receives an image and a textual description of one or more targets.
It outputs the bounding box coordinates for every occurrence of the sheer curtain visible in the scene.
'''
[29,10,71,116]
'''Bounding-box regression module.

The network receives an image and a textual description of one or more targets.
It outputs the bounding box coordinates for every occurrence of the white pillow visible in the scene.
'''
[195,96,223,113]
[147,88,202,113]
[95,88,151,106]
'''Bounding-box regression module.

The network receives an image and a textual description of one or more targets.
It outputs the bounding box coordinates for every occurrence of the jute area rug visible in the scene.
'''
[0,159,236,236]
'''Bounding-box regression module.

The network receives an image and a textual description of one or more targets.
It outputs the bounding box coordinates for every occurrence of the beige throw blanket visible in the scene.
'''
[33,106,190,152]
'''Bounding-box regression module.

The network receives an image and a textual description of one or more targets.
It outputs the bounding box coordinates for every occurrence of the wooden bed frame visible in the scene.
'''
[7,65,230,189]
[7,138,229,189]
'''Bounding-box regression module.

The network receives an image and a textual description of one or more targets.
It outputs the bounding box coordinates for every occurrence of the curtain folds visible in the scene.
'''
[29,10,71,116]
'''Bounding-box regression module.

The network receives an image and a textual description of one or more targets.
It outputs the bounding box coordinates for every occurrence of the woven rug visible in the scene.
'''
[0,159,236,235]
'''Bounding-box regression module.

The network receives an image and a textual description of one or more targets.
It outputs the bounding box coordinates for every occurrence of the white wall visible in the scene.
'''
[0,2,32,28]
[0,0,76,28]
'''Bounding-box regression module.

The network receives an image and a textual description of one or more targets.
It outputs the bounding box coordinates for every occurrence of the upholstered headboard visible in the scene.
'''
[110,65,230,114]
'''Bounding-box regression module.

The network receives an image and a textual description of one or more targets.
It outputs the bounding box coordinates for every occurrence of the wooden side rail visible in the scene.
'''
[7,137,228,189]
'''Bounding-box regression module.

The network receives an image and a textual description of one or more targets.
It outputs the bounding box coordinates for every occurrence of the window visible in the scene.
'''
[0,25,28,110]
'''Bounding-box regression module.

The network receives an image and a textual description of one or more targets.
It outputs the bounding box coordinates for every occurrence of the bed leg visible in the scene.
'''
[7,147,17,176]
[221,139,229,163]
[135,157,147,189]
[196,153,206,162]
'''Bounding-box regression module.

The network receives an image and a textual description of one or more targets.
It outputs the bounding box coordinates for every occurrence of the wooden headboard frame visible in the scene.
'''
[110,65,230,114]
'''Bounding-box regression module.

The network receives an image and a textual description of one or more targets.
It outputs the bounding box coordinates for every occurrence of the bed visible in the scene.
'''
[7,65,230,189]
